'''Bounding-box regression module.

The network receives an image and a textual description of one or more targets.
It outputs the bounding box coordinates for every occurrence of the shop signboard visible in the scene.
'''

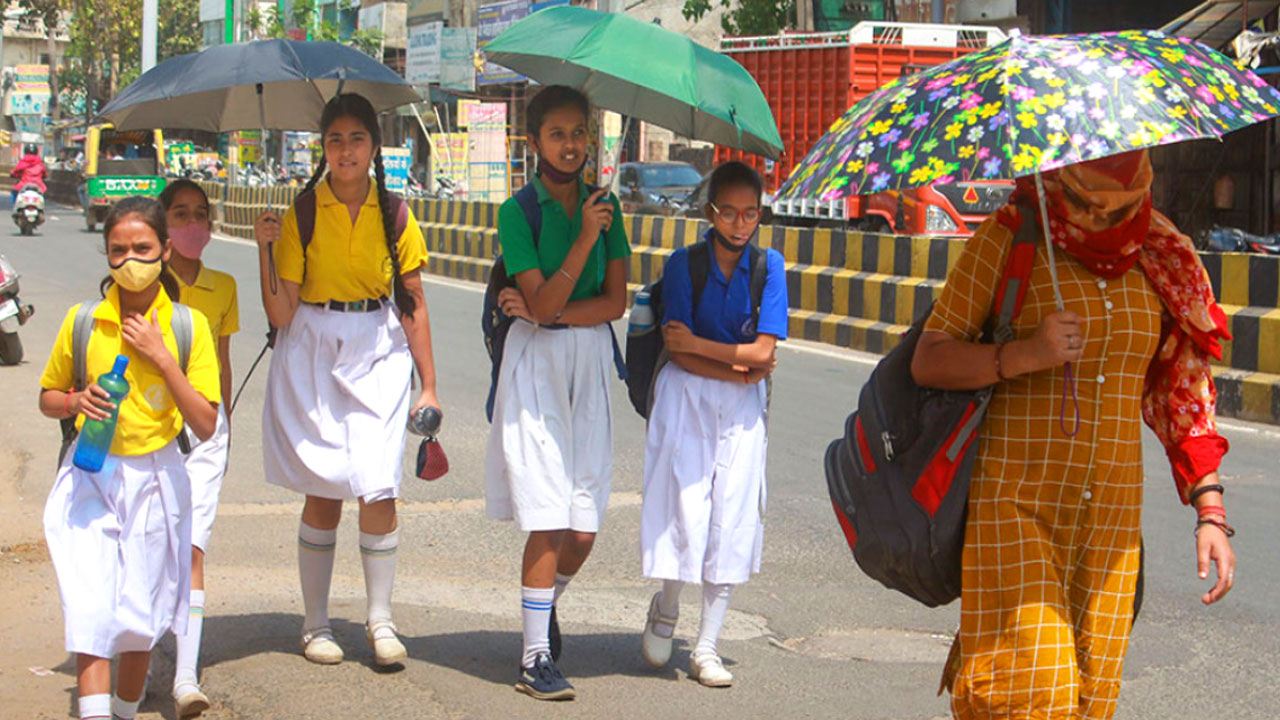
[406,21,443,85]
[382,147,412,192]
[477,0,528,85]
[441,27,477,92]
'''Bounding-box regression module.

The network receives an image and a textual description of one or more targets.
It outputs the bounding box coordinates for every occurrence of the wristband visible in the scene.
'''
[994,342,1009,382]
[743,370,751,384]
[1188,483,1225,505]
[64,390,73,418]
[559,268,575,283]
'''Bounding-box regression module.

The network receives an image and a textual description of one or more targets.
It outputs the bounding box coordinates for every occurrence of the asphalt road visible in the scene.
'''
[1,206,1277,720]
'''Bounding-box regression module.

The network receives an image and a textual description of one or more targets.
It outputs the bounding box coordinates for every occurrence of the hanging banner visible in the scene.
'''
[441,27,477,92]
[531,0,570,12]
[406,21,443,85]
[431,132,469,198]
[477,0,529,85]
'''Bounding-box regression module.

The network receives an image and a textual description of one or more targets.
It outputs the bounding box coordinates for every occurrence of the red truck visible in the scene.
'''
[717,21,1012,235]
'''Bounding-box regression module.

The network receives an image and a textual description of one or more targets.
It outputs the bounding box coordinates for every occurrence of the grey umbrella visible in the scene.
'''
[96,39,421,132]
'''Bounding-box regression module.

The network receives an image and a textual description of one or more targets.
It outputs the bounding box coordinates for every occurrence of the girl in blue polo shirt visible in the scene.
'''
[638,161,788,687]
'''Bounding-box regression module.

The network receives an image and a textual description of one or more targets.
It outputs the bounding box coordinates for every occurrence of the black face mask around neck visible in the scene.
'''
[711,227,752,254]
[537,154,586,185]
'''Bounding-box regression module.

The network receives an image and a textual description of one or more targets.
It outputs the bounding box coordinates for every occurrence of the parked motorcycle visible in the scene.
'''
[12,184,45,236]
[1196,225,1280,254]
[0,254,34,365]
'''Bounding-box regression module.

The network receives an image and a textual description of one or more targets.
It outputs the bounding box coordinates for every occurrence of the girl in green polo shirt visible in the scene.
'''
[484,85,630,701]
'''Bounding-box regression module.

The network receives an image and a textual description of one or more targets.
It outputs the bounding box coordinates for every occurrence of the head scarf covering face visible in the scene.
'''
[1012,149,1153,279]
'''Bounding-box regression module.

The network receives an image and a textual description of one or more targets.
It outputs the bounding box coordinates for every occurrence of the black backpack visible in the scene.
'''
[624,241,768,419]
[822,205,1038,608]
[482,183,625,422]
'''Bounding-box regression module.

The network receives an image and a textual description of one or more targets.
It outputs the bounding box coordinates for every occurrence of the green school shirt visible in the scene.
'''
[497,176,631,301]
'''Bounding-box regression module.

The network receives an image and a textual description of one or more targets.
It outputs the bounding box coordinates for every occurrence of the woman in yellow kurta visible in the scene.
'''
[912,151,1237,720]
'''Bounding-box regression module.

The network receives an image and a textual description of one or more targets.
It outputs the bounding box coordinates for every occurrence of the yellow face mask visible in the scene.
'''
[108,256,163,292]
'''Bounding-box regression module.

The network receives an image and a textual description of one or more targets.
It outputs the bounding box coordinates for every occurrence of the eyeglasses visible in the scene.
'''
[709,203,761,225]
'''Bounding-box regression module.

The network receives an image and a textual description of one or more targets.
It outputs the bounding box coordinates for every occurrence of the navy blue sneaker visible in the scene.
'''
[549,605,562,661]
[515,652,576,701]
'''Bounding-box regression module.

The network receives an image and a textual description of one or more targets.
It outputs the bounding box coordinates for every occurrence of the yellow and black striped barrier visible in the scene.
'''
[204,185,1280,425]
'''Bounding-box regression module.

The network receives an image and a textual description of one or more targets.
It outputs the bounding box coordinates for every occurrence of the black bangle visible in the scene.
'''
[1189,483,1225,505]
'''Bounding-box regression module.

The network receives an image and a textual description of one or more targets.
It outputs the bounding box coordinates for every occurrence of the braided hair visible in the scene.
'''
[313,93,415,316]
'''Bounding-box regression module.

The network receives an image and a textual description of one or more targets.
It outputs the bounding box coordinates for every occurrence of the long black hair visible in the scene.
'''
[100,196,182,301]
[301,93,415,316]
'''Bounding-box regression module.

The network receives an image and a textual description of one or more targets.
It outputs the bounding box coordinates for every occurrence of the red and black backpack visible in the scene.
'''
[823,205,1037,608]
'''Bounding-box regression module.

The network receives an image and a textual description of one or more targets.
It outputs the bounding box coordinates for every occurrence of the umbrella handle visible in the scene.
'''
[267,241,278,295]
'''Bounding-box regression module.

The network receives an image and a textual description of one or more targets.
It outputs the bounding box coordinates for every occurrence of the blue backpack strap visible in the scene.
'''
[514,183,542,248]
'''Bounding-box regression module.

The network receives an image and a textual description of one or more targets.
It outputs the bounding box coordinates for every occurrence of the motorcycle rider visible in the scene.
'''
[10,144,47,205]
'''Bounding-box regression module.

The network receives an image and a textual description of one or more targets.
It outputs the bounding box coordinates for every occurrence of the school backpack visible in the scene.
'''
[482,183,625,422]
[822,205,1039,608]
[57,300,195,465]
[624,241,769,419]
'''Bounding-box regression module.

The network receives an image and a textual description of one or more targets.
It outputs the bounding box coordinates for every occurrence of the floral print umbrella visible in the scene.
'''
[776,29,1280,203]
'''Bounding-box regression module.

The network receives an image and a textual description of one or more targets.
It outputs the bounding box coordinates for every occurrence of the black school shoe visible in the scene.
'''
[515,653,576,701]
[549,605,562,661]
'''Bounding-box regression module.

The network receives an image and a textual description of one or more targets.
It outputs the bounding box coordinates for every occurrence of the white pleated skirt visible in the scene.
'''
[44,442,192,657]
[640,363,768,585]
[484,320,615,533]
[185,405,229,551]
[263,302,412,502]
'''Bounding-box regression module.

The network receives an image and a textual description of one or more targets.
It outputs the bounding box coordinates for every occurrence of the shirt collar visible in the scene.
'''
[169,262,215,291]
[531,174,590,207]
[96,283,174,325]
[316,178,379,208]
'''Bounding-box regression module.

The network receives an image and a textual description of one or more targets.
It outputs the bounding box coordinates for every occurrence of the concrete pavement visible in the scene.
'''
[1,207,1277,719]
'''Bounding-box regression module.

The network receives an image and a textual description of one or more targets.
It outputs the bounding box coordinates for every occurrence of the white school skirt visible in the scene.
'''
[263,302,412,502]
[44,442,192,657]
[484,320,614,533]
[640,363,768,586]
[185,406,229,551]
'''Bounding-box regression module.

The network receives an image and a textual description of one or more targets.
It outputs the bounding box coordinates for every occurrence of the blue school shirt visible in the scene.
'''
[661,235,789,343]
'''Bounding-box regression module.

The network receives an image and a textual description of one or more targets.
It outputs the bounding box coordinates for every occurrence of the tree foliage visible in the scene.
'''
[682,0,795,36]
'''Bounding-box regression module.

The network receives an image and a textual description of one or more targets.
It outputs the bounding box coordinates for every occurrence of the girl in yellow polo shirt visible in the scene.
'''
[161,179,238,717]
[253,93,441,668]
[38,196,221,720]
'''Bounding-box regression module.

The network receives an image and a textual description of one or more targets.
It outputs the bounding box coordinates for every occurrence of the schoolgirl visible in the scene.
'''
[161,179,238,717]
[39,197,221,720]
[253,93,440,668]
[483,85,631,701]
[638,161,788,687]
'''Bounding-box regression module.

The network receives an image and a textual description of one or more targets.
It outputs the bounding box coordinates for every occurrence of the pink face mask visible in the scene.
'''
[169,223,211,259]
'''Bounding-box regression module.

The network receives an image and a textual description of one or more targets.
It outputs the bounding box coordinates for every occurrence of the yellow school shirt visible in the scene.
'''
[170,262,239,340]
[274,180,428,304]
[40,285,221,456]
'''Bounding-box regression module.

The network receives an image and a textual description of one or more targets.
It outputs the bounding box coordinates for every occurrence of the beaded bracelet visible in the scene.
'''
[1195,517,1236,538]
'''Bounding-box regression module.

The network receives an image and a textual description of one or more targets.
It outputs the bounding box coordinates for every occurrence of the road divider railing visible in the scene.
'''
[204,182,1280,426]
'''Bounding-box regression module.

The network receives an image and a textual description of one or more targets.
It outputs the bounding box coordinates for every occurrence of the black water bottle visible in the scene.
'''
[408,406,443,438]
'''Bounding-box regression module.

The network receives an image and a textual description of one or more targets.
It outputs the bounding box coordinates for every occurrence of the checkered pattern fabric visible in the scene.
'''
[925,217,1161,720]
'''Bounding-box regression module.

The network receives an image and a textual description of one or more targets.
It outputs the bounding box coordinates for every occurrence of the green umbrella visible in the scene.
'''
[484,6,782,160]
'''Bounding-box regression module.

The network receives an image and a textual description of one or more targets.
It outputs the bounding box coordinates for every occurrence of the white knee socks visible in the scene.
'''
[360,528,400,625]
[298,522,338,631]
[521,586,555,668]
[694,583,734,659]
[174,588,205,692]
[111,694,141,720]
[655,579,684,639]
[553,572,574,603]
[78,694,110,720]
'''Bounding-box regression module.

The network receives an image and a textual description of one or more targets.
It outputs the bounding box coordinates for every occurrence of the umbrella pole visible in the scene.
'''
[1034,170,1079,438]
[610,114,631,195]
[1033,171,1064,311]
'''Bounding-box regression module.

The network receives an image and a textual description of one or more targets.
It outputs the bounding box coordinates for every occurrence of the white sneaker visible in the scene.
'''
[173,682,211,718]
[301,627,344,665]
[641,592,678,668]
[366,620,408,666]
[689,652,734,688]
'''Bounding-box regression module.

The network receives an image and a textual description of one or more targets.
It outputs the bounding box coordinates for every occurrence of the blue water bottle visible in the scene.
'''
[628,289,655,335]
[73,354,130,473]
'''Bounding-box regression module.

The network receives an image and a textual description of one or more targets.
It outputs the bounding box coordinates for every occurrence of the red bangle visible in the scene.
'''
[994,342,1009,382]
[1197,505,1226,518]
[64,390,73,418]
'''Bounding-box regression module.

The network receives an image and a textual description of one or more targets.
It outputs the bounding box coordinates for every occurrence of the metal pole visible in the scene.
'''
[142,0,158,71]
[931,0,944,24]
